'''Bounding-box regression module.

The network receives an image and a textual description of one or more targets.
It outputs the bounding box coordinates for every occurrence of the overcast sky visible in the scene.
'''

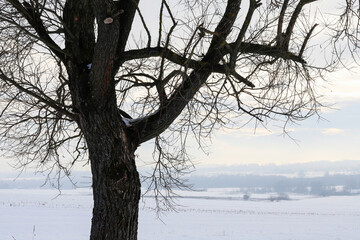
[135,0,360,168]
[135,66,360,167]
[0,1,359,174]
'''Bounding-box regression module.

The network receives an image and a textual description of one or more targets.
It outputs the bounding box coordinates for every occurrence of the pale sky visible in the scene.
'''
[1,1,360,174]
[135,0,360,168]
[136,67,360,167]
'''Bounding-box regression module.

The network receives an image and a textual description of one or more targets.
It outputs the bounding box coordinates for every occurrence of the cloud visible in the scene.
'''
[321,128,344,135]
[320,67,360,104]
[221,127,274,137]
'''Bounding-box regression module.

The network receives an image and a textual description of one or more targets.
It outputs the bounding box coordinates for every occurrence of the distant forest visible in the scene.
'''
[1,160,360,196]
[187,160,360,196]
[190,174,360,196]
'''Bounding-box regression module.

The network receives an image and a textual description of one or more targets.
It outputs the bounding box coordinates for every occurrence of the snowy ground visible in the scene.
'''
[0,188,359,240]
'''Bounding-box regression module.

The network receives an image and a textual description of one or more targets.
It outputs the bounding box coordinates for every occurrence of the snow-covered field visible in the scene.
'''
[0,188,359,240]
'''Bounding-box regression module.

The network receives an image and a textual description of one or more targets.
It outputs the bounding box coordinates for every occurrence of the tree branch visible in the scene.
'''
[113,0,140,72]
[120,46,255,87]
[230,0,262,66]
[7,0,66,62]
[63,0,95,65]
[235,42,307,64]
[277,0,289,47]
[120,41,306,72]
[283,0,318,49]
[131,0,243,143]
[299,23,318,57]
[0,70,75,121]
[135,3,151,48]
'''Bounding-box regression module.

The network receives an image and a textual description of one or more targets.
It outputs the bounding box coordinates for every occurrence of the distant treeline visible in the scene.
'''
[189,174,360,196]
[190,160,360,176]
[1,160,360,195]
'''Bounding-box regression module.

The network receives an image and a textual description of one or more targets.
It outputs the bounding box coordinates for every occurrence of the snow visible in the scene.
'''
[0,188,359,240]
[121,110,160,127]
[122,117,133,127]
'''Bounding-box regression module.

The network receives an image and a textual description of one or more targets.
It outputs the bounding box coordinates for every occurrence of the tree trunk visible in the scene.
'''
[80,111,141,240]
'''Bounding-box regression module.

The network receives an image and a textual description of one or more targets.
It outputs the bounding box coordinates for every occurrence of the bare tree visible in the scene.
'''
[0,0,327,239]
[330,0,360,64]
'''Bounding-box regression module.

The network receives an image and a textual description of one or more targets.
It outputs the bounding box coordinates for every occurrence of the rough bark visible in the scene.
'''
[65,58,141,239]
[81,110,140,240]
[62,1,142,238]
